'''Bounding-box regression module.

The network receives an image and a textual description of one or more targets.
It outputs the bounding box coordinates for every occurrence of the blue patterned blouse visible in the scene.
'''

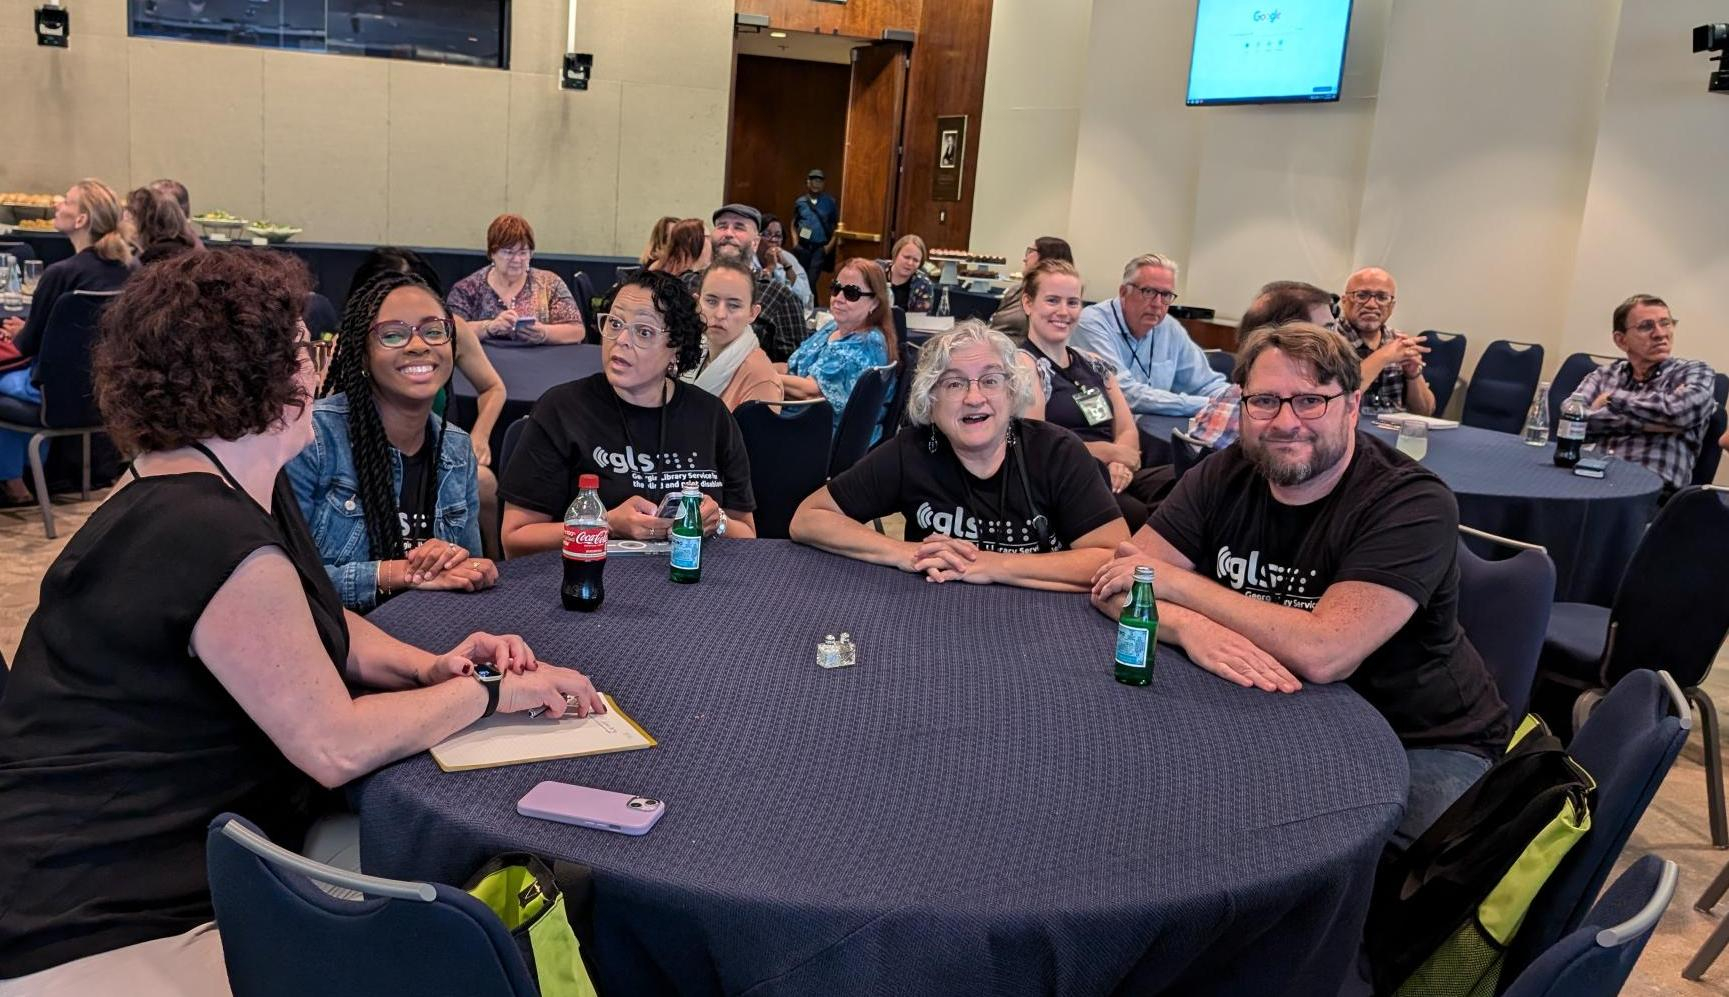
[786,319,890,434]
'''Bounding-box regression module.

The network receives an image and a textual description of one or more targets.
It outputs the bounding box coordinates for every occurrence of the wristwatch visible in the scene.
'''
[473,662,503,718]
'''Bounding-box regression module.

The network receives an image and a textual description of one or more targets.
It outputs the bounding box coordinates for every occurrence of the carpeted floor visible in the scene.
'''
[0,491,1725,993]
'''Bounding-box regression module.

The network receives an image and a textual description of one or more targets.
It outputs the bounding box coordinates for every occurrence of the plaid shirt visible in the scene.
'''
[1186,386,1242,448]
[1567,357,1718,490]
[1339,319,1407,411]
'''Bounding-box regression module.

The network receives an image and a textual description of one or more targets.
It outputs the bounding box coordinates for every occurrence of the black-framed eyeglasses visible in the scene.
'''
[370,317,454,349]
[831,282,875,302]
[1241,391,1346,421]
[1347,289,1394,305]
[598,312,668,347]
[1127,283,1178,304]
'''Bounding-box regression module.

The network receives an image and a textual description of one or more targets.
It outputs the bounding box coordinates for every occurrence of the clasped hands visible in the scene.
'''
[609,494,723,540]
[901,536,999,585]
[421,631,606,719]
[1376,332,1429,378]
[1090,542,1302,694]
[393,538,497,592]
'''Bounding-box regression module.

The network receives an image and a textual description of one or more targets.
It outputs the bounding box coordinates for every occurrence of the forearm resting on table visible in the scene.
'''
[1085,440,1140,468]
[790,502,911,568]
[502,507,563,558]
[345,610,440,690]
[1161,572,1404,683]
[983,548,1112,593]
[539,321,587,345]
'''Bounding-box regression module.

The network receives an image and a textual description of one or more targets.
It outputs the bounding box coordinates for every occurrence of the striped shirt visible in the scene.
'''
[1567,357,1718,490]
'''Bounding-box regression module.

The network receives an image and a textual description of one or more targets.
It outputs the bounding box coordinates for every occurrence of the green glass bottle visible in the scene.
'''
[669,489,703,583]
[1113,565,1158,686]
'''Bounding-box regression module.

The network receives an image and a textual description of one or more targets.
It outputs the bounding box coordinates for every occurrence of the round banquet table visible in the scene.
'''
[354,542,1406,997]
[1358,421,1661,604]
[450,340,603,470]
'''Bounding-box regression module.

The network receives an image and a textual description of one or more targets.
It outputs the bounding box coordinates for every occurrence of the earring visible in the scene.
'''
[927,425,939,453]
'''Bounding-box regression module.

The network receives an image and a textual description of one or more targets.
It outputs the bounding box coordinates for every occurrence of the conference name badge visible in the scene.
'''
[1075,387,1112,426]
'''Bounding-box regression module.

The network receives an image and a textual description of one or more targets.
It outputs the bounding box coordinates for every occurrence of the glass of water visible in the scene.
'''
[21,260,42,297]
[1395,420,1429,461]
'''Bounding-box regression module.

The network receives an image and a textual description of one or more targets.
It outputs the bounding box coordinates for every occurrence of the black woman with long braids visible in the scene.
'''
[286,270,497,611]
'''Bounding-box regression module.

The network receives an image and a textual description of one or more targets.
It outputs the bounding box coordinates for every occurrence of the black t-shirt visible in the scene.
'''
[890,278,912,313]
[828,419,1123,553]
[0,471,349,976]
[501,372,756,517]
[397,424,436,543]
[1022,343,1116,443]
[1150,432,1508,756]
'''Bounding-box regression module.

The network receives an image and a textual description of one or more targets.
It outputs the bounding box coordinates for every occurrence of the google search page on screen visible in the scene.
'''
[1187,1,1352,104]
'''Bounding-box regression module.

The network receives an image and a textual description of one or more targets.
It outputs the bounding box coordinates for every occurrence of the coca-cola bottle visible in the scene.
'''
[562,474,607,611]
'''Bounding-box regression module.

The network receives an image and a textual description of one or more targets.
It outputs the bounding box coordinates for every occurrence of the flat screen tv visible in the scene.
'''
[1186,0,1353,106]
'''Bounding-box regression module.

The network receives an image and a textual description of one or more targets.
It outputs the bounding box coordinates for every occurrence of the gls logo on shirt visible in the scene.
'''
[1216,545,1320,608]
[592,445,655,475]
[915,502,980,541]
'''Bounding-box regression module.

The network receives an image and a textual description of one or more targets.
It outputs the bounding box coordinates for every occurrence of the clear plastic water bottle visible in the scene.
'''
[1523,381,1551,447]
[934,286,951,317]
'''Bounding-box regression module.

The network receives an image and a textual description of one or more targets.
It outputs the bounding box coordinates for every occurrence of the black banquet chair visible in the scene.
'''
[207,813,540,997]
[1690,372,1728,487]
[1454,527,1555,724]
[0,289,117,539]
[1502,854,1676,997]
[735,399,833,540]
[1203,349,1234,380]
[1418,331,1467,415]
[1170,429,1210,481]
[1535,485,1729,846]
[945,289,1000,323]
[1460,340,1544,435]
[1546,352,1615,433]
[828,365,895,479]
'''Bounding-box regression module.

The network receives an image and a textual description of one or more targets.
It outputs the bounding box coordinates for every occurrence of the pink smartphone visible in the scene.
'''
[517,781,666,836]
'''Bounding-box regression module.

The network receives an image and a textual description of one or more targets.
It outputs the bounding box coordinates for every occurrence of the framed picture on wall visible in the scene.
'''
[932,115,967,201]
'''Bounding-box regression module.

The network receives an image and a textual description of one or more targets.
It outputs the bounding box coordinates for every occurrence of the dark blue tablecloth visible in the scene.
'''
[450,341,603,468]
[1359,422,1660,604]
[354,541,1406,996]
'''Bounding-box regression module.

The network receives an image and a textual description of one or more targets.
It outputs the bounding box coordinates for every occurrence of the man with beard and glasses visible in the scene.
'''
[700,204,808,364]
[1091,322,1507,852]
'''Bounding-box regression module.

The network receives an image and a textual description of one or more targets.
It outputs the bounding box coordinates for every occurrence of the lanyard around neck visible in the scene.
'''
[1114,302,1154,380]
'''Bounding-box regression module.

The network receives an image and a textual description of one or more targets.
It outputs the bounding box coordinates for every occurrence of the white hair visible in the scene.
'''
[1120,253,1180,285]
[903,320,1037,427]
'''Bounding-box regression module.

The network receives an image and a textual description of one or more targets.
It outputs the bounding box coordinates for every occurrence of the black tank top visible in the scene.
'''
[0,464,349,977]
[1020,342,1115,443]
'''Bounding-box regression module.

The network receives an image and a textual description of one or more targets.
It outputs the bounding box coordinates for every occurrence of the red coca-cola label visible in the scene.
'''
[563,524,608,561]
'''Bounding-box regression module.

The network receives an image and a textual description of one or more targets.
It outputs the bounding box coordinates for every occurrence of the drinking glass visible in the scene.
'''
[21,260,42,296]
[1395,420,1429,461]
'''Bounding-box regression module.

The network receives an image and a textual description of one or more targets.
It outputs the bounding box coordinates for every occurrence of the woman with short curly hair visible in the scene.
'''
[500,269,758,553]
[0,249,605,990]
[791,320,1127,591]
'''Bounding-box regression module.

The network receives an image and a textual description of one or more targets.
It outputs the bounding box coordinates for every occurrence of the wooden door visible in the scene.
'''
[836,41,910,269]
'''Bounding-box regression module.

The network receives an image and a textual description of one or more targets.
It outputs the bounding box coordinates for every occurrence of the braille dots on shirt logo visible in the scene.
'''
[1215,545,1320,609]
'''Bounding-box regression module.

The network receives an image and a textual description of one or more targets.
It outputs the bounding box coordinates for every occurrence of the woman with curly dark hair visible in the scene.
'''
[500,269,758,554]
[0,249,605,991]
[285,270,495,611]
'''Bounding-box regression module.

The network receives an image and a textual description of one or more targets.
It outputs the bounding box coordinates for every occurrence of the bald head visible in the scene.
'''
[1342,266,1398,335]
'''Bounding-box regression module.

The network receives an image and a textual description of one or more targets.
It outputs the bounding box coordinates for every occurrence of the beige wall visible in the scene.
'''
[969,0,1093,268]
[0,0,732,256]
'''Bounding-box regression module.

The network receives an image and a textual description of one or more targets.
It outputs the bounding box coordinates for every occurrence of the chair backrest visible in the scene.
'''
[882,337,920,441]
[1459,340,1542,433]
[1203,349,1234,379]
[735,399,834,539]
[1547,353,1607,433]
[498,415,531,483]
[0,241,35,263]
[1461,340,1545,434]
[1692,373,1728,486]
[1454,537,1555,722]
[890,305,908,345]
[946,288,999,323]
[1419,331,1468,415]
[1602,486,1729,688]
[1501,854,1677,997]
[1170,429,1208,480]
[206,813,537,997]
[571,270,600,339]
[829,365,894,478]
[1504,670,1690,980]
[37,290,118,428]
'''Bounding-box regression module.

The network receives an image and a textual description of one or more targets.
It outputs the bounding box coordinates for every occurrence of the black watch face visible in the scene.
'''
[474,663,502,681]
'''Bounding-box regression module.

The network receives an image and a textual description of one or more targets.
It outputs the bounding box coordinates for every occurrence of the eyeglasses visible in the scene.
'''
[495,246,532,259]
[831,282,876,302]
[1625,317,1678,335]
[598,313,668,347]
[1127,283,1178,304]
[762,229,783,243]
[370,317,454,349]
[1347,289,1394,305]
[935,371,1010,399]
[1241,391,1346,421]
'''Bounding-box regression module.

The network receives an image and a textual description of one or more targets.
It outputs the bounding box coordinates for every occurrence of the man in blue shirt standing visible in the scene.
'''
[1071,253,1228,427]
[791,169,840,289]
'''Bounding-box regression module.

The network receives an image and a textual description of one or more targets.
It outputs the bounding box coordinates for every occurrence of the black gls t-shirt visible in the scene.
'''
[396,424,435,543]
[828,419,1123,553]
[1150,432,1509,757]
[501,373,756,518]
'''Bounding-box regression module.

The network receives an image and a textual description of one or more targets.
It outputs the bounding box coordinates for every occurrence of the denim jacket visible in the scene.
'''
[285,393,482,610]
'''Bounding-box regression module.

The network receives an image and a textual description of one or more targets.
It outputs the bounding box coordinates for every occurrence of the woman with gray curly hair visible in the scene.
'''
[791,321,1127,591]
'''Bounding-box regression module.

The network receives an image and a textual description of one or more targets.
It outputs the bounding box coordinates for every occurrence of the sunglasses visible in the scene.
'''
[370,317,454,349]
[830,282,876,302]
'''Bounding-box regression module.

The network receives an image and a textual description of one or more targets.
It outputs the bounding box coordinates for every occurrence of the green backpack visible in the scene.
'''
[464,853,600,997]
[1367,715,1595,996]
